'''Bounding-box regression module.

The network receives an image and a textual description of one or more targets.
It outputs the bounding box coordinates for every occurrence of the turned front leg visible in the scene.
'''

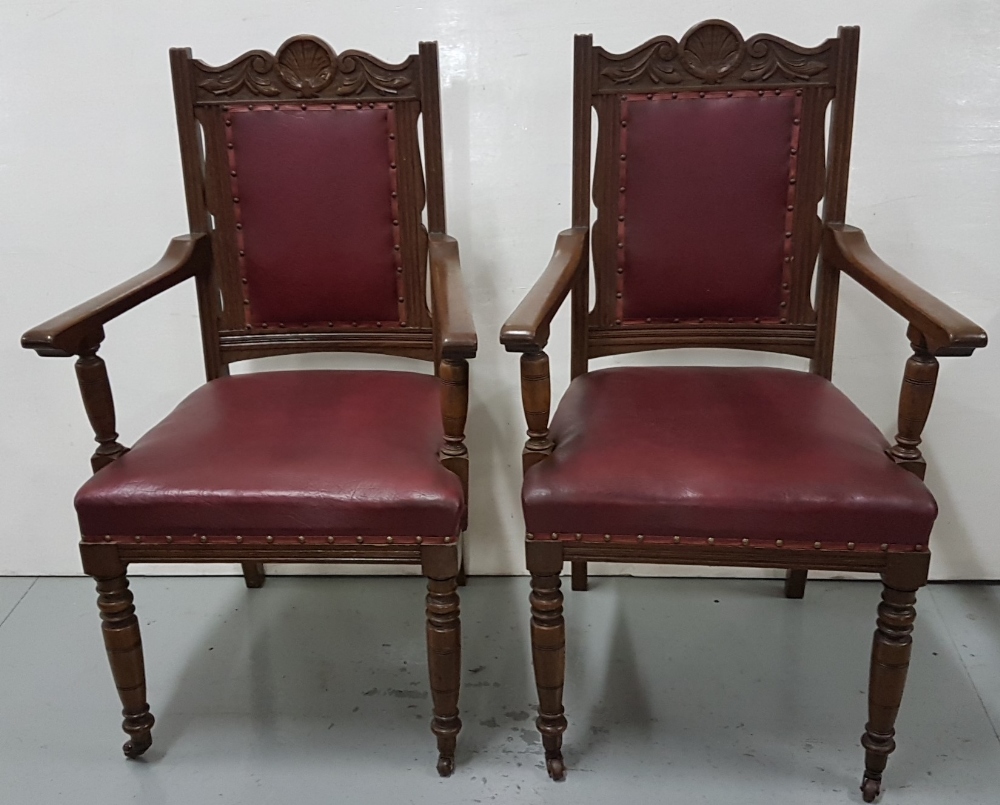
[527,541,567,780]
[422,545,462,777]
[95,574,154,758]
[861,559,926,802]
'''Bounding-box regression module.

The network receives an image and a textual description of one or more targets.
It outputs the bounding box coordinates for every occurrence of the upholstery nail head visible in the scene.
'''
[727,91,733,97]
[880,543,889,551]
[707,537,715,545]
[166,535,173,543]
[247,104,254,110]
[388,102,394,109]
[356,102,362,109]
[699,91,706,98]
[104,535,111,542]
[615,319,621,325]
[357,536,364,544]
[369,102,375,109]
[301,103,307,110]
[671,92,678,99]
[575,533,582,540]
[327,536,334,543]
[776,539,784,547]
[620,154,626,161]
[266,535,273,543]
[796,89,802,96]
[848,542,856,550]
[416,536,423,544]
[814,542,822,549]
[619,186,625,193]
[135,535,142,542]
[604,534,611,542]
[774,89,782,95]
[780,318,787,324]
[741,538,749,546]
[673,536,680,543]
[915,544,923,551]
[637,534,644,541]
[645,316,651,322]
[298,535,305,544]
[526,533,534,540]
[235,535,242,543]
[200,535,207,543]
[758,90,764,97]
[386,536,393,544]
[275,104,280,110]
[551,532,558,540]
[444,536,451,543]
[794,117,800,125]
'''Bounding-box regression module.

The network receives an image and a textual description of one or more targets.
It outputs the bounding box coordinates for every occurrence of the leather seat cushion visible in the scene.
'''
[76,370,463,538]
[523,367,936,546]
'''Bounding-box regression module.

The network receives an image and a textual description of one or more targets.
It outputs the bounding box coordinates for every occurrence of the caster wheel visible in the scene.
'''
[436,754,454,777]
[123,733,152,759]
[861,774,881,802]
[545,753,566,781]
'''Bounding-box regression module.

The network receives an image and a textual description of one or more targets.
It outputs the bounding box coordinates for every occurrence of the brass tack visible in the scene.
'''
[787,205,794,212]
[780,301,787,308]
[699,91,706,98]
[776,539,784,547]
[621,94,628,100]
[814,542,822,549]
[915,544,923,551]
[275,104,280,110]
[551,532,558,540]
[389,133,395,140]
[243,299,250,305]
[618,215,625,221]
[775,89,782,95]
[388,102,394,109]
[328,536,334,543]
[637,534,644,542]
[673,536,680,543]
[617,242,624,248]
[645,316,651,322]
[698,317,705,323]
[392,219,399,225]
[794,117,800,124]
[727,91,733,97]
[357,536,364,544]
[247,104,255,110]
[783,282,790,289]
[391,191,397,198]
[222,105,230,111]
[645,93,652,100]
[621,121,627,128]
[707,537,715,545]
[400,320,407,326]
[266,535,273,543]
[376,321,382,327]
[526,532,534,540]
[416,536,423,544]
[103,535,112,542]
[789,178,796,185]
[758,90,764,97]
[620,154,626,161]
[620,186,626,192]
[785,231,792,238]
[796,89,802,96]
[728,317,734,323]
[239,250,245,256]
[386,536,393,544]
[847,542,856,550]
[780,318,787,324]
[390,162,396,169]
[444,536,451,543]
[575,533,582,540]
[674,317,680,323]
[369,102,375,109]
[742,538,749,546]
[617,267,624,274]
[227,143,233,150]
[233,197,239,203]
[301,103,307,110]
[394,244,400,250]
[235,535,242,543]
[790,148,797,155]
[671,92,678,99]
[396,267,403,273]
[604,534,611,542]
[230,170,237,177]
[135,535,142,542]
[225,119,232,126]
[754,317,760,323]
[236,223,242,230]
[616,293,622,299]
[615,319,621,325]
[200,535,207,543]
[356,102,363,109]
[880,543,889,552]
[298,535,305,544]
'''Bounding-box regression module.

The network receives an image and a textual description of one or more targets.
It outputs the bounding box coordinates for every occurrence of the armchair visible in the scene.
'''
[22,36,476,777]
[501,21,986,800]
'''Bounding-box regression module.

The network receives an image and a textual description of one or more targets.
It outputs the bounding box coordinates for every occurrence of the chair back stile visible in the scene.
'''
[170,37,445,376]
[569,21,860,375]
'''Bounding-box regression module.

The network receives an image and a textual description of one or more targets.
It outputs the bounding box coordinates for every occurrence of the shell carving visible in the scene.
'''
[275,38,337,97]
[678,21,745,83]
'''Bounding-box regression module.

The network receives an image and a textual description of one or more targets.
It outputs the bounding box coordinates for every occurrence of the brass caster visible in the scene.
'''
[861,774,881,802]
[123,733,152,759]
[545,751,566,781]
[436,754,454,777]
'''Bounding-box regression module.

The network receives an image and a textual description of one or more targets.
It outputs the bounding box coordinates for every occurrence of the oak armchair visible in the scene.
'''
[501,22,986,800]
[22,36,476,777]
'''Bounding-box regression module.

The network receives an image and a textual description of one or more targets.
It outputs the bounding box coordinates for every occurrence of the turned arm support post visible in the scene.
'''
[21,234,212,473]
[500,228,586,474]
[823,224,987,479]
[438,358,470,500]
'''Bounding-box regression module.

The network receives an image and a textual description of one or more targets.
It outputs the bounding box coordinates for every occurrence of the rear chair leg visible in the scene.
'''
[571,561,588,592]
[784,568,807,599]
[241,562,265,588]
[422,545,462,776]
[95,573,155,758]
[860,558,927,801]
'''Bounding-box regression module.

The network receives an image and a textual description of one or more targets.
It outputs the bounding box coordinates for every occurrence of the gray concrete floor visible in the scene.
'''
[1,576,998,804]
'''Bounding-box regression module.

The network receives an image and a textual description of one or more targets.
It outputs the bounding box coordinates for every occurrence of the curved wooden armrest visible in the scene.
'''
[824,224,987,356]
[500,227,588,353]
[429,233,478,361]
[21,233,212,358]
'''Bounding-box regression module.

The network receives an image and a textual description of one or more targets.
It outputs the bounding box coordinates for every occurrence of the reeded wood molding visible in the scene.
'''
[595,20,838,93]
[190,36,419,103]
[429,234,477,360]
[500,228,588,352]
[21,234,212,358]
[824,224,987,356]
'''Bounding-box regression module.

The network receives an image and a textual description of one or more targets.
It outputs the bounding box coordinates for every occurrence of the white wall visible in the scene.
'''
[2,1,997,578]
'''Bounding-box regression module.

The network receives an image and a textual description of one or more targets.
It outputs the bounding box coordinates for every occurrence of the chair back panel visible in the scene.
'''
[621,91,797,323]
[575,20,858,365]
[172,37,446,371]
[228,105,400,328]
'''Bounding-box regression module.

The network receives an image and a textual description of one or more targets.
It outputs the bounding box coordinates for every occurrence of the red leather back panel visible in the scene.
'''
[620,92,798,322]
[229,106,400,327]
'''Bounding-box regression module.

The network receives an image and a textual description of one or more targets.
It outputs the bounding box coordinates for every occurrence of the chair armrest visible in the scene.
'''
[429,233,478,361]
[500,227,587,352]
[21,233,212,358]
[824,224,987,356]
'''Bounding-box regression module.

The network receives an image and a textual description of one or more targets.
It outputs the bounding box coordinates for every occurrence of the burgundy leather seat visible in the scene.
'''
[76,370,464,541]
[523,367,936,547]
